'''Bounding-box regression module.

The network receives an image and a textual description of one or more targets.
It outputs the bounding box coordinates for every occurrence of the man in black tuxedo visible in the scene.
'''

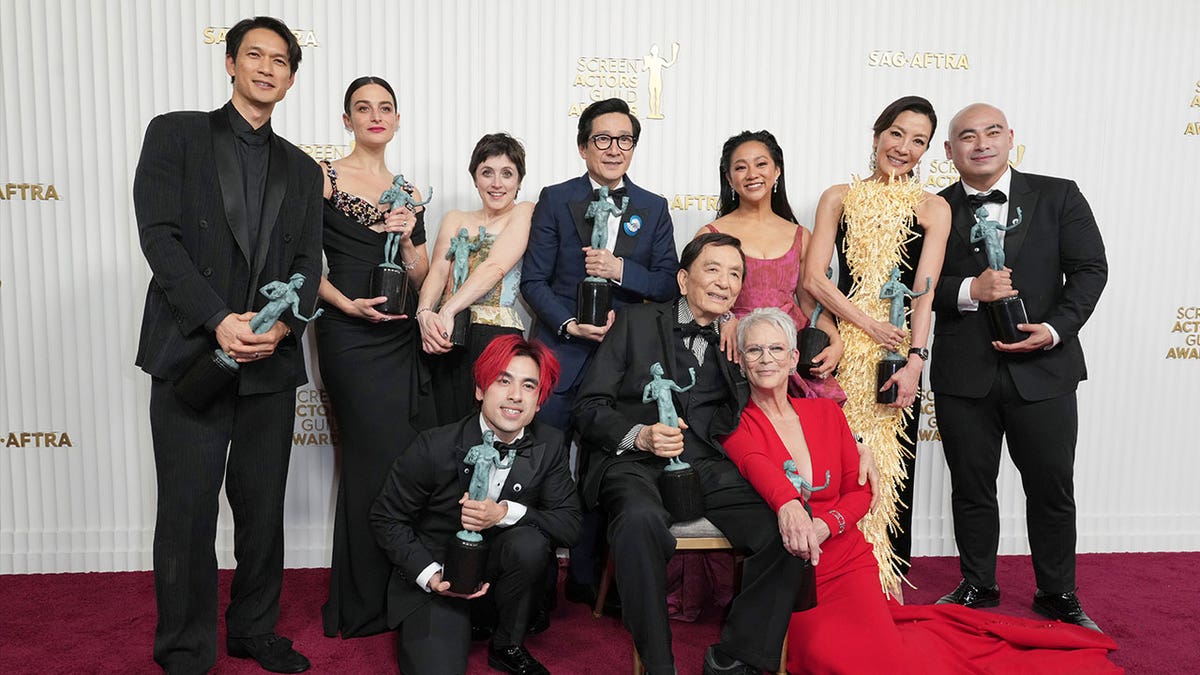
[574,233,811,675]
[133,17,322,674]
[931,103,1107,631]
[371,335,581,675]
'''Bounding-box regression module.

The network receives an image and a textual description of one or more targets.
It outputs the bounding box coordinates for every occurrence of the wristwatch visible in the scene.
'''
[908,346,930,361]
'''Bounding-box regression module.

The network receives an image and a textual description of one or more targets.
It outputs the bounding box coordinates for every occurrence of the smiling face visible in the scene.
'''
[677,242,744,324]
[579,111,636,187]
[727,140,781,204]
[225,28,295,111]
[342,83,398,145]
[475,354,541,443]
[741,320,798,393]
[474,153,521,212]
[872,110,933,179]
[945,104,1014,191]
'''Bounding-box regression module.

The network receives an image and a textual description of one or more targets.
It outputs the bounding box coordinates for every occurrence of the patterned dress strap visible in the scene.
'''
[321,159,338,190]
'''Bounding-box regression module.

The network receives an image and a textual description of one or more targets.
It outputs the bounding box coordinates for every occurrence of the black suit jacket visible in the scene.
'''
[133,106,323,394]
[932,169,1107,401]
[573,300,750,509]
[370,415,581,629]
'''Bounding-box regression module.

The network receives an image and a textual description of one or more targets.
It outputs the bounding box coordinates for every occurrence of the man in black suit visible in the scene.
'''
[931,103,1107,631]
[574,233,811,675]
[371,335,581,675]
[133,17,322,674]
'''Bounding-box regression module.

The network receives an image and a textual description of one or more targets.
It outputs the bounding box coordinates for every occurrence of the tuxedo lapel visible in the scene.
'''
[249,135,289,298]
[945,182,977,252]
[612,178,643,260]
[1003,170,1038,267]
[209,109,251,263]
[568,175,594,247]
[656,301,680,384]
[498,437,544,502]
[455,418,482,496]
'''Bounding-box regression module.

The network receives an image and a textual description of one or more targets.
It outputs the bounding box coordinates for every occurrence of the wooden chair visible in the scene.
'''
[593,517,789,675]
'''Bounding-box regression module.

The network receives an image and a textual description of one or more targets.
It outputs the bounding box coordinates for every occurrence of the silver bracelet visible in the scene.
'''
[399,257,417,271]
[828,509,846,535]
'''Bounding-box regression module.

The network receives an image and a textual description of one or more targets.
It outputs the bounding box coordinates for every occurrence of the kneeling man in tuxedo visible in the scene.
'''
[574,232,811,675]
[371,335,581,675]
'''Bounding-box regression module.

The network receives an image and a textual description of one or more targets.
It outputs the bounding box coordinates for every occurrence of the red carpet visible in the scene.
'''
[2,553,1196,673]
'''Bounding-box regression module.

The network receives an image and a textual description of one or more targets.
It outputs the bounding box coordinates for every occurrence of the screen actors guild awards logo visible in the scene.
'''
[642,42,680,120]
[569,41,681,120]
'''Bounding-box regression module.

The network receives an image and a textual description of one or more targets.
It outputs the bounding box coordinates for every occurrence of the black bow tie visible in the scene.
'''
[677,320,719,346]
[494,435,533,459]
[967,190,1007,209]
[593,187,627,202]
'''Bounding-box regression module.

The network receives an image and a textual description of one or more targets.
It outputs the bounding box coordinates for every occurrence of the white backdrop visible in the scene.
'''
[2,0,1197,573]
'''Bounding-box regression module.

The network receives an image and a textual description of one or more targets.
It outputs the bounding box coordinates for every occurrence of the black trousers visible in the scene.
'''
[600,456,804,674]
[936,364,1078,593]
[149,377,296,673]
[397,526,552,674]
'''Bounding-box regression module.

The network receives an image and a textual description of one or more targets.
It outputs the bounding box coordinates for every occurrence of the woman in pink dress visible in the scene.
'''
[698,130,844,402]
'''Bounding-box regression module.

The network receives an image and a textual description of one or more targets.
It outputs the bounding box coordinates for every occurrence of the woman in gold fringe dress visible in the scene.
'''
[803,96,950,597]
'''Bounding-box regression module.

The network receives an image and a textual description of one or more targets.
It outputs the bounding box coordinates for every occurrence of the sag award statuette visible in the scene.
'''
[876,266,930,404]
[577,186,628,326]
[972,205,1029,343]
[443,429,515,594]
[644,362,704,522]
[370,174,433,316]
[798,267,834,374]
[174,273,323,410]
[783,459,830,612]
[444,226,488,347]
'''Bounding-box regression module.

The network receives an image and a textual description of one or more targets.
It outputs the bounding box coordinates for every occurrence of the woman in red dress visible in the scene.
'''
[723,308,1120,674]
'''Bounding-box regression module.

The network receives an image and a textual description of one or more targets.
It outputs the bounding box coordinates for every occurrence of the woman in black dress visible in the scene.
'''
[315,76,431,637]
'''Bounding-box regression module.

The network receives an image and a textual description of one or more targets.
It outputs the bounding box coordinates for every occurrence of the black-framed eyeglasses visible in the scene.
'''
[740,344,790,362]
[590,134,637,151]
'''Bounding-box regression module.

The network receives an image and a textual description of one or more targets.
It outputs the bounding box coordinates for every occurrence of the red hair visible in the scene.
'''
[473,334,561,405]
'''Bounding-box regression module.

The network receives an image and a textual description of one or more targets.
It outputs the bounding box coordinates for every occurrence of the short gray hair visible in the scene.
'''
[736,307,797,352]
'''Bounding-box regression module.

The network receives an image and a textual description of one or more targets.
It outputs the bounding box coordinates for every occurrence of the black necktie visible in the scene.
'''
[678,320,719,346]
[967,190,1007,209]
[593,187,628,202]
[494,435,533,459]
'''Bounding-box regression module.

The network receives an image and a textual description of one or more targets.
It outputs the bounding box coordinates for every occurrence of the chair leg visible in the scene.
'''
[593,553,615,619]
[632,644,644,675]
[777,638,788,675]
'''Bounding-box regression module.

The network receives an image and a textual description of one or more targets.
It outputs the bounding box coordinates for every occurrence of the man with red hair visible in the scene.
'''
[371,335,580,674]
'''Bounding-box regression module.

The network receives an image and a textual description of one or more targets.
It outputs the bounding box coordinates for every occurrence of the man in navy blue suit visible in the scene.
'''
[520,98,679,605]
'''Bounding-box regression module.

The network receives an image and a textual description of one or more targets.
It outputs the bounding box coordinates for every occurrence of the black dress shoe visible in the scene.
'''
[527,606,550,636]
[702,645,760,675]
[1033,590,1102,632]
[227,634,310,673]
[936,579,1001,608]
[488,643,550,675]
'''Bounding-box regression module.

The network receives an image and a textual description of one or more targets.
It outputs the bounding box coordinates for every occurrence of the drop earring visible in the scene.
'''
[869,149,878,172]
